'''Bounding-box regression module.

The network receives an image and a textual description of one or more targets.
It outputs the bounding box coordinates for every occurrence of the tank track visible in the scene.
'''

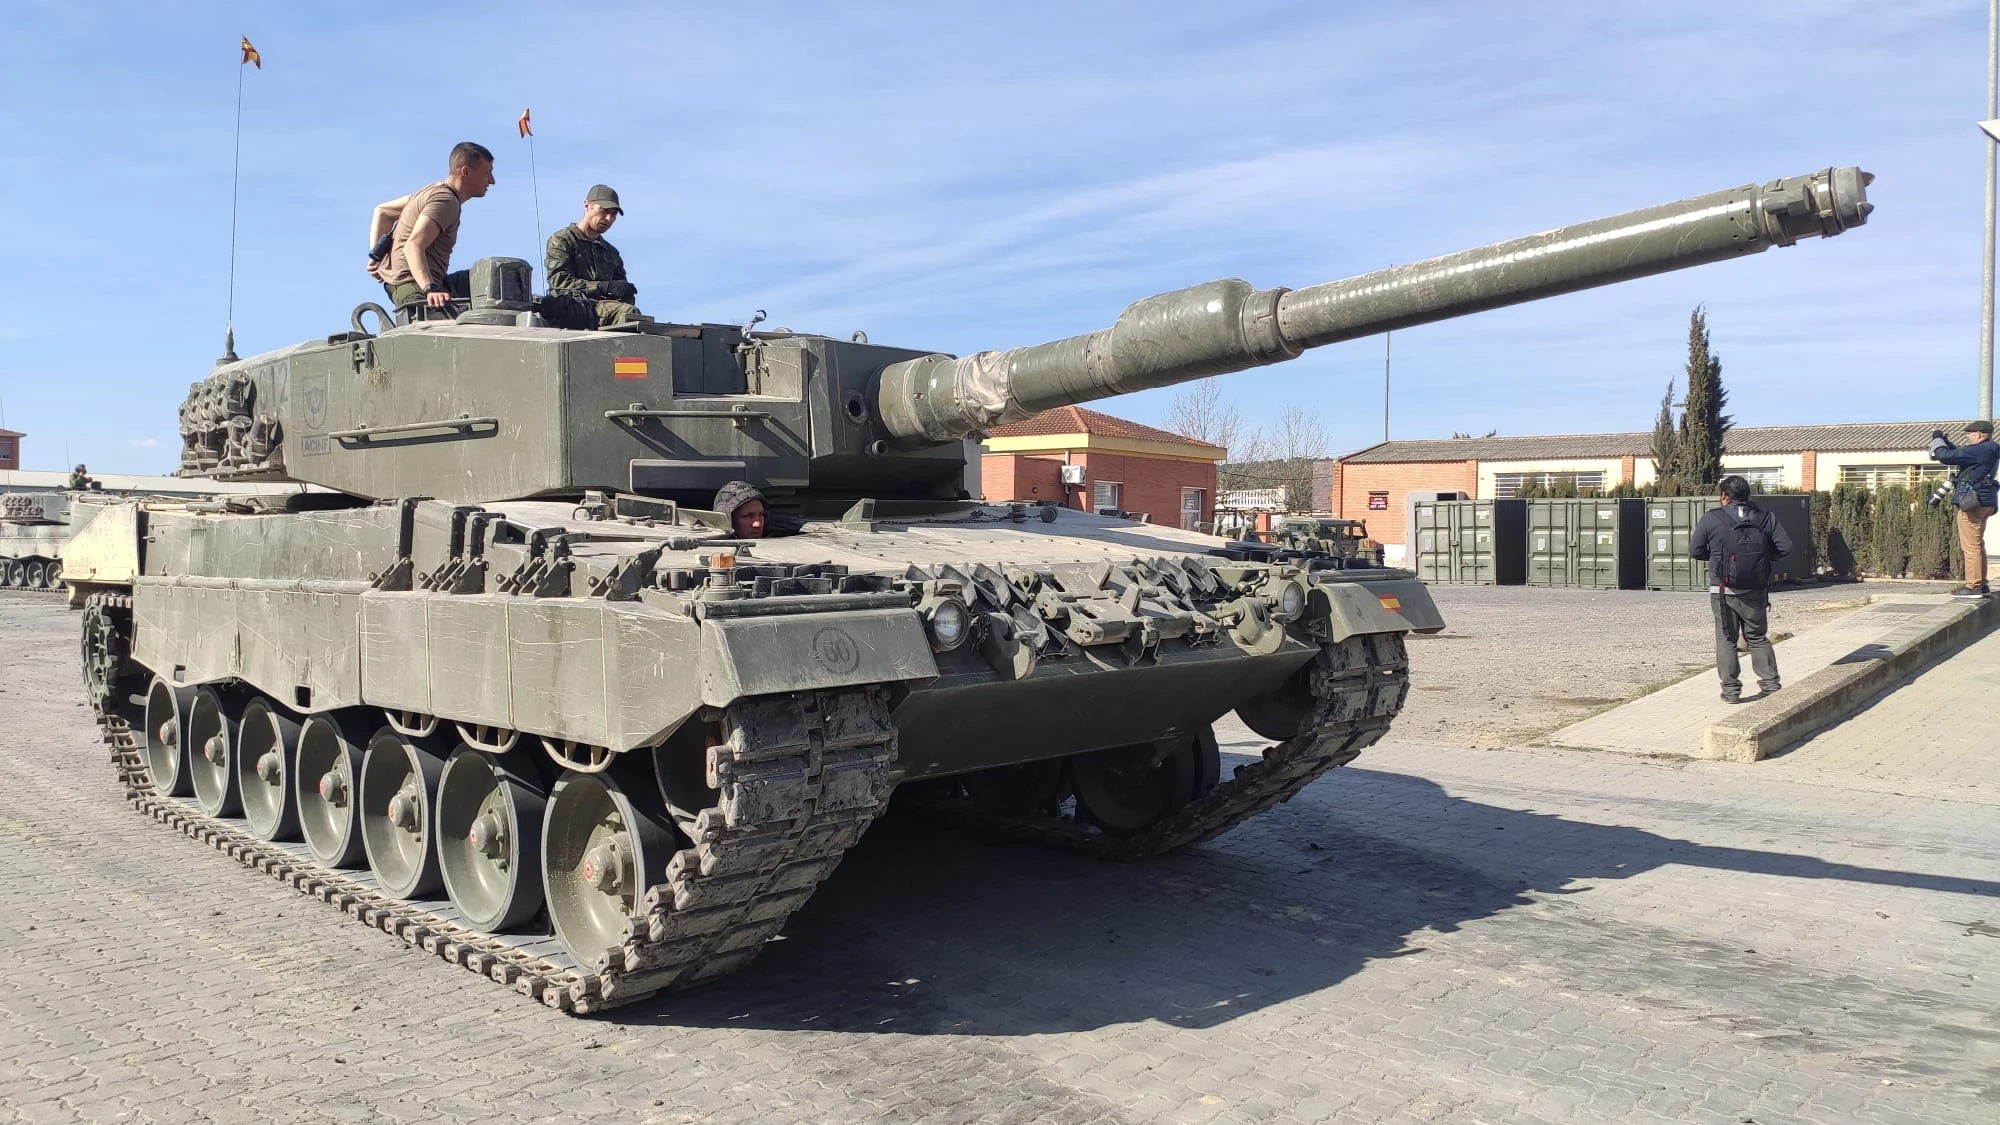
[94,588,897,1015]
[917,631,1410,859]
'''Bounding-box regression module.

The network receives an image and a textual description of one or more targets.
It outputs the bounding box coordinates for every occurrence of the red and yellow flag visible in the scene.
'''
[240,36,261,68]
[517,108,532,138]
[613,356,648,379]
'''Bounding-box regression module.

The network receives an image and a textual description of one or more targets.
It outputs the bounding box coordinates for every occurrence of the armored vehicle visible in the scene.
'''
[1275,516,1378,564]
[0,490,77,589]
[69,166,1872,1013]
[0,473,310,592]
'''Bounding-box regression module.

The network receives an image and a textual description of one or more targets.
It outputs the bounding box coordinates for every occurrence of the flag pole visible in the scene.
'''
[520,109,543,279]
[222,53,245,364]
[529,135,544,261]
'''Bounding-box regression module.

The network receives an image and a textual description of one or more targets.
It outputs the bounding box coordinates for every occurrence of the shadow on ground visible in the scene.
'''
[609,765,2000,1035]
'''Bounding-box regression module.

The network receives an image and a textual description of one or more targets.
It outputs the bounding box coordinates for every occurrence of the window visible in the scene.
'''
[1836,464,1949,490]
[1731,466,1785,490]
[1092,480,1122,512]
[0,439,13,461]
[1493,471,1605,498]
[1179,487,1204,530]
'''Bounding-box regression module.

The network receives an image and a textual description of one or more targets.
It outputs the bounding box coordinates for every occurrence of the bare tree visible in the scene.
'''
[1162,377,1245,455]
[1210,402,1331,511]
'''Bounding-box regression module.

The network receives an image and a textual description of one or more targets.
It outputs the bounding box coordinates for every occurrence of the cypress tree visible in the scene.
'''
[1649,378,1681,495]
[1680,306,1732,489]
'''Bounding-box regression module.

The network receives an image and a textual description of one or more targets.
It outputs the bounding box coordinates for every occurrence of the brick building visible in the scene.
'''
[982,405,1226,530]
[0,429,19,471]
[1323,420,1981,560]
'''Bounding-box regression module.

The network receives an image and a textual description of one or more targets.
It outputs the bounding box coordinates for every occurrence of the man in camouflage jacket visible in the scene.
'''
[545,184,642,327]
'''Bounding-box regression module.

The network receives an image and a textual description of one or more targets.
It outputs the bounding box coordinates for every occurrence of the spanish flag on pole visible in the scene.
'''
[240,36,261,68]
[518,108,532,138]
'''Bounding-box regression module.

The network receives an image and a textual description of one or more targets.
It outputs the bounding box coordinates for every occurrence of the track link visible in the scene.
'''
[99,620,898,1014]
[918,631,1411,858]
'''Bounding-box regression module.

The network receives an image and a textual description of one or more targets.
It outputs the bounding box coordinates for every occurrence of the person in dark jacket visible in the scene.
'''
[1689,475,1793,703]
[1930,419,1999,599]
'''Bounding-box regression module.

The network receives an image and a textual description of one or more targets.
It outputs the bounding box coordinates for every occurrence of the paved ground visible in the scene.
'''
[1392,583,1918,749]
[1546,593,1965,759]
[1,587,1996,1124]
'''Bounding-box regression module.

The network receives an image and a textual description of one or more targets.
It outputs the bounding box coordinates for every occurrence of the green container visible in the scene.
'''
[1413,500,1526,585]
[1644,494,1816,589]
[1413,500,1491,584]
[1527,499,1639,588]
[1643,498,1708,590]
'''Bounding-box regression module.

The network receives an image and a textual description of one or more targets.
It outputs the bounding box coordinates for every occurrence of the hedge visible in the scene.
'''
[1521,477,1963,580]
[1818,483,1963,580]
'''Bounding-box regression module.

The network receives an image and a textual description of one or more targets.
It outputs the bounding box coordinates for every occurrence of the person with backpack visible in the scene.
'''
[1689,475,1793,703]
[1929,420,1999,599]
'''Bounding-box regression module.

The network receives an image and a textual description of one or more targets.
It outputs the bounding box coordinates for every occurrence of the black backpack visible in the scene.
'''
[1721,510,1774,591]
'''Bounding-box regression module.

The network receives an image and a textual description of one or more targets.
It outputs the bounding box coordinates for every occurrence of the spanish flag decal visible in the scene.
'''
[613,356,648,379]
[1378,594,1403,612]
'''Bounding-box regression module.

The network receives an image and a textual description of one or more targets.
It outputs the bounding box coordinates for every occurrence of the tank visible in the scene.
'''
[0,490,77,590]
[1,473,320,594]
[70,165,1873,1013]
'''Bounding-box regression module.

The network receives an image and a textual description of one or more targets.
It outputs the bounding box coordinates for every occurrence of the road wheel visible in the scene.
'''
[296,714,368,867]
[542,766,674,968]
[142,676,196,797]
[359,726,447,899]
[437,746,547,932]
[237,697,301,841]
[186,686,244,817]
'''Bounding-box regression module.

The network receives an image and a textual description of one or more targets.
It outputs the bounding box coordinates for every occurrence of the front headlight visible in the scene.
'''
[927,598,969,651]
[1278,580,1306,620]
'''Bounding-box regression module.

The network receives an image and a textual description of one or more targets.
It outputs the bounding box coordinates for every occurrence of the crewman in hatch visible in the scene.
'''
[713,481,766,539]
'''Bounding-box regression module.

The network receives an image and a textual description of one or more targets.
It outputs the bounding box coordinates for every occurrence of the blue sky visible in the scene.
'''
[0,0,1987,472]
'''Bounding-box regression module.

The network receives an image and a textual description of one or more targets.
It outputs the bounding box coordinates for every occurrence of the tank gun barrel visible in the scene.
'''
[875,166,1872,446]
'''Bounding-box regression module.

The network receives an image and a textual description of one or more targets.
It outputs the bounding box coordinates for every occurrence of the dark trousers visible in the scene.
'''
[1712,589,1779,696]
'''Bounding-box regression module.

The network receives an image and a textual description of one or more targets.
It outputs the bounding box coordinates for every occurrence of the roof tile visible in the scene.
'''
[988,405,1222,449]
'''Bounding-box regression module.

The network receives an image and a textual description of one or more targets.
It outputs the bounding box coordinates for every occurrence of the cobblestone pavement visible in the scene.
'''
[1,589,1995,1124]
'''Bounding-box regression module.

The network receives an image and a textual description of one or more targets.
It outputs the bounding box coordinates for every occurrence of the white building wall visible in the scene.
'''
[1475,458,1627,498]
[1719,452,1805,489]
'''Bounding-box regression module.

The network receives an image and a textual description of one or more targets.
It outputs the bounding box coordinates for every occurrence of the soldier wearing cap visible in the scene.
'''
[545,185,641,327]
[1931,419,1999,599]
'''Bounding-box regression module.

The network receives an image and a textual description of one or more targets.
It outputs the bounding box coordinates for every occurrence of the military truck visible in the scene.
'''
[66,165,1872,1013]
[1274,516,1379,564]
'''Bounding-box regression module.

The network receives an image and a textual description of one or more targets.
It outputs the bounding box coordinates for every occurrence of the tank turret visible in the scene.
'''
[177,166,1869,507]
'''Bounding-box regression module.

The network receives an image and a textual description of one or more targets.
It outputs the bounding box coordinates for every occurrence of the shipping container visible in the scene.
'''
[1644,494,1815,589]
[1412,500,1525,585]
[1527,498,1642,588]
[1642,498,1707,590]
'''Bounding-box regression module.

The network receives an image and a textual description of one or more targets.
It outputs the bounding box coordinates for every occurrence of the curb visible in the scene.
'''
[1702,597,1999,762]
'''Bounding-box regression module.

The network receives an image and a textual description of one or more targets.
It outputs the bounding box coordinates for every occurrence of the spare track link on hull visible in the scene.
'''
[922,631,1411,858]
[96,623,898,1014]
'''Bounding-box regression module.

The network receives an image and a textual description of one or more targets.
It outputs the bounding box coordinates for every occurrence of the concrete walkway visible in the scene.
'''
[1547,594,1973,759]
[1761,621,2000,802]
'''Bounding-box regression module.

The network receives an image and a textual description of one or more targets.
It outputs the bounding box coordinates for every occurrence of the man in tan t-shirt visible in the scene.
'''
[366,141,497,313]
